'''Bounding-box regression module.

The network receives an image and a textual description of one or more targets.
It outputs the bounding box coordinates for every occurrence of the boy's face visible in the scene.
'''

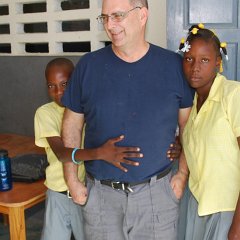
[46,66,70,106]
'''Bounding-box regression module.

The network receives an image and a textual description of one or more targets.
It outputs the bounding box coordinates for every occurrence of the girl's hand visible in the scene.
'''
[167,136,182,161]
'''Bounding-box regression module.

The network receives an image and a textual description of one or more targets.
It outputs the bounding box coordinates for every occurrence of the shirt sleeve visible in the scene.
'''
[176,54,194,109]
[34,107,61,148]
[61,58,85,113]
[227,85,240,137]
[180,77,194,108]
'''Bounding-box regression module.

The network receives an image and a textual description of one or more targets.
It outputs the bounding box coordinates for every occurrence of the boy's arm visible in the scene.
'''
[47,135,141,172]
[49,107,142,171]
[228,136,240,240]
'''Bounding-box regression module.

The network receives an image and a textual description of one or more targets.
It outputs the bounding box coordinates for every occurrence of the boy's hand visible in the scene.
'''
[97,135,143,172]
[167,136,182,161]
[68,180,87,205]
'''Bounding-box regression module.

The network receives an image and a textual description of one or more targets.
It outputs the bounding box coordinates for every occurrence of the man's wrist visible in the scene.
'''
[178,169,189,178]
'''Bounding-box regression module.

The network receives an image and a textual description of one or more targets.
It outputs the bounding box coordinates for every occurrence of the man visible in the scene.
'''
[61,0,192,239]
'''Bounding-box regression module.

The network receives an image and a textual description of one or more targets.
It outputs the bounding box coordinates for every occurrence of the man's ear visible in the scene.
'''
[140,7,148,24]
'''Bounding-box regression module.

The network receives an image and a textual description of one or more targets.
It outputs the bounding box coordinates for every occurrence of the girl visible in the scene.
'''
[178,24,240,240]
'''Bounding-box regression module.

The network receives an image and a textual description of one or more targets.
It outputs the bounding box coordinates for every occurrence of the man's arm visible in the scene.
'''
[48,107,142,172]
[62,108,87,205]
[46,136,87,205]
[61,108,143,204]
[170,107,191,199]
[228,136,240,240]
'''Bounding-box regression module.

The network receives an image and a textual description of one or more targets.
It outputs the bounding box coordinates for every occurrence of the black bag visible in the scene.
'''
[11,154,48,182]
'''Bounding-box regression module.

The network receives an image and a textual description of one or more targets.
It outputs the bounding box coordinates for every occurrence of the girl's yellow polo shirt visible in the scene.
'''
[183,74,240,216]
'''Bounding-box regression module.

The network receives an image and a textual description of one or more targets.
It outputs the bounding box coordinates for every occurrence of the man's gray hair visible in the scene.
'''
[129,0,148,9]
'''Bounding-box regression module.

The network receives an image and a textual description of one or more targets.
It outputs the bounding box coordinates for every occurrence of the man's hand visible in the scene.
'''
[97,135,143,172]
[170,170,188,200]
[167,136,182,161]
[68,179,88,205]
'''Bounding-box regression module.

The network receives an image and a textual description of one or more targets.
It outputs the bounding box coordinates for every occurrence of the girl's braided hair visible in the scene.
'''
[177,24,228,60]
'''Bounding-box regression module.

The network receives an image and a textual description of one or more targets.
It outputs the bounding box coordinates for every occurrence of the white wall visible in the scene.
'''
[0,0,167,55]
[146,0,167,48]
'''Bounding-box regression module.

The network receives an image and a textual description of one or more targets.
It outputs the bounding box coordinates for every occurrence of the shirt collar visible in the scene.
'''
[192,74,226,117]
[207,73,225,102]
[195,73,225,103]
[52,101,65,114]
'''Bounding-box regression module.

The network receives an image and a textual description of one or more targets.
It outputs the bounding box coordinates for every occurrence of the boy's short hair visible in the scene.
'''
[45,58,74,78]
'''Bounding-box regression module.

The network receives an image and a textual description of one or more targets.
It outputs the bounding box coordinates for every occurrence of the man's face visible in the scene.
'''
[101,0,143,49]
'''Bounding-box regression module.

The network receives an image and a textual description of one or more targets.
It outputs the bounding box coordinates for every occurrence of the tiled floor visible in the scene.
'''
[0,201,45,240]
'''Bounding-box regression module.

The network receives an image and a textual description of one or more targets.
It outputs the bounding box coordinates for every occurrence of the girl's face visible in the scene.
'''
[183,38,221,93]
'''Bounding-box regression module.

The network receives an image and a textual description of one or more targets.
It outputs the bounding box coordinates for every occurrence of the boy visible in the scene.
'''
[34,58,86,240]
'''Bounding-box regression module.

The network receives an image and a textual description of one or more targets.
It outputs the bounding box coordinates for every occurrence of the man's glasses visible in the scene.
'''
[96,6,142,24]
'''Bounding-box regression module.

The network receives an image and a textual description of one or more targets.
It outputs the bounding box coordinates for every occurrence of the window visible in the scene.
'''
[0,0,109,56]
[0,24,10,34]
[0,5,8,15]
[23,2,47,13]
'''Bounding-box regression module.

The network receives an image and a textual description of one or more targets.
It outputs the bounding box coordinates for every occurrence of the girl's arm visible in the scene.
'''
[228,136,240,240]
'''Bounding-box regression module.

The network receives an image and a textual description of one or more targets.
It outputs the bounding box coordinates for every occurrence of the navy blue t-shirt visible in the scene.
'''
[62,44,193,182]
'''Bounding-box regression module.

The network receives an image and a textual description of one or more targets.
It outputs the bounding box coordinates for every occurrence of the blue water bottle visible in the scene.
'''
[0,149,12,191]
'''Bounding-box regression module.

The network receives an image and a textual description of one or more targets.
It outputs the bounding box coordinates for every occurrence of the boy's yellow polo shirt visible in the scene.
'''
[34,102,85,192]
[183,74,240,216]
